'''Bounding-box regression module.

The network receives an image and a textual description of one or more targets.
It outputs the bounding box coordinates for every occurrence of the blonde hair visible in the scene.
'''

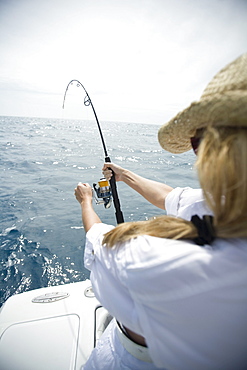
[103,127,247,247]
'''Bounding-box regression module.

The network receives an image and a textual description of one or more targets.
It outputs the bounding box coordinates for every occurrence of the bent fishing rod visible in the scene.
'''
[62,80,124,224]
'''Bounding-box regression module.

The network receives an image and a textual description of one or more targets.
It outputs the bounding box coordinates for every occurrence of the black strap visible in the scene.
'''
[191,215,215,246]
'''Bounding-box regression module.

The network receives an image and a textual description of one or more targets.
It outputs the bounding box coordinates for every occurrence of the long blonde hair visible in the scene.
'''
[103,127,247,247]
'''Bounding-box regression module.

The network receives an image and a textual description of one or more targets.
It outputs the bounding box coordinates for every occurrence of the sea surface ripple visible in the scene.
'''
[0,116,199,306]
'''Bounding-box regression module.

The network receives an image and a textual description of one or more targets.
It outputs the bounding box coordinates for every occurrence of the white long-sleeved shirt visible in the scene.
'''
[84,187,247,369]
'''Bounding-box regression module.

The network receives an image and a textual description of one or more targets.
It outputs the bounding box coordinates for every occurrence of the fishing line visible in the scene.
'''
[62,80,124,224]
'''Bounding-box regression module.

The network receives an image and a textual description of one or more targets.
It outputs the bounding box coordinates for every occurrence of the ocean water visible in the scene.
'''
[0,116,199,307]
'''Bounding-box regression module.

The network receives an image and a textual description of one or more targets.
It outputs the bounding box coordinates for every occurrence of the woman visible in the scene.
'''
[75,54,247,369]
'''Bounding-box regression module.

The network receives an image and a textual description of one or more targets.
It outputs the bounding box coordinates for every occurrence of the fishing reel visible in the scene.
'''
[93,177,112,209]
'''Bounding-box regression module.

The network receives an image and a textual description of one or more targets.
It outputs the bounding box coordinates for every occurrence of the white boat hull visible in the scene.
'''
[0,280,111,370]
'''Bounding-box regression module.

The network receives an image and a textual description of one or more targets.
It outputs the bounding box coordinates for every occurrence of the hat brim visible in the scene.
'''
[158,91,247,154]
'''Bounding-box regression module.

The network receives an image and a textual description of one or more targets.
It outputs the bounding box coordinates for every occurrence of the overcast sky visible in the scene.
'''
[0,0,246,124]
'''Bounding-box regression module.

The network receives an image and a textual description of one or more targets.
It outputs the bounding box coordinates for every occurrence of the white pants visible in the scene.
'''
[82,319,162,370]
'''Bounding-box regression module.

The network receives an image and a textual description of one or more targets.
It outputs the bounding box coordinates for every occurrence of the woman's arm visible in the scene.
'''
[102,163,173,210]
[74,182,101,232]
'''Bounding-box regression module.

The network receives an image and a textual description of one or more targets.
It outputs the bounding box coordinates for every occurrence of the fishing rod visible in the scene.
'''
[62,80,124,224]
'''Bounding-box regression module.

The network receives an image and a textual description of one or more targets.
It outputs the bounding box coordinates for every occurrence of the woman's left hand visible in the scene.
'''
[74,182,92,205]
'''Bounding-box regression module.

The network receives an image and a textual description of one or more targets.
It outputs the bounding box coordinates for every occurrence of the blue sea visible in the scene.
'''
[0,116,199,307]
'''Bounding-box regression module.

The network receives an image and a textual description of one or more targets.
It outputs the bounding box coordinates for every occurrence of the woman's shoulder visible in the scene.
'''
[123,235,247,302]
[166,187,213,221]
[124,234,247,273]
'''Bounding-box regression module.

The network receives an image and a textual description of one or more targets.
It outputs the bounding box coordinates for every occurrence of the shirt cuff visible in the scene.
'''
[165,187,190,216]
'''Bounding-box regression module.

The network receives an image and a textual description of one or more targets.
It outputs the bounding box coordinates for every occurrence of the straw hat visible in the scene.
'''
[158,53,247,153]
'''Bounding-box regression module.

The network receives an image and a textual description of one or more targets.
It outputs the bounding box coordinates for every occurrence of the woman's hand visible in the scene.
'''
[74,182,92,205]
[74,182,101,232]
[102,163,125,182]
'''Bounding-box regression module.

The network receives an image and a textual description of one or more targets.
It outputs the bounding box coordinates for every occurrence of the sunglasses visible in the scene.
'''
[190,129,204,155]
[190,136,201,155]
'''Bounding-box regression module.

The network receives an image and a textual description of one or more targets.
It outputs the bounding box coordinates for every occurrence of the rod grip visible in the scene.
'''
[105,157,124,223]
